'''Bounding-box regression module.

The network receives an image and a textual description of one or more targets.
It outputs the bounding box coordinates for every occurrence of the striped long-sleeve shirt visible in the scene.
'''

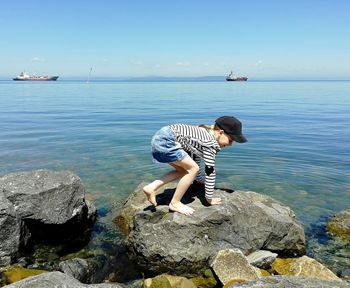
[169,124,221,199]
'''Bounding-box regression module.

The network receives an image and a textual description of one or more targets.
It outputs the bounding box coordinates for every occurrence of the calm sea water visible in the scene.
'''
[0,80,349,272]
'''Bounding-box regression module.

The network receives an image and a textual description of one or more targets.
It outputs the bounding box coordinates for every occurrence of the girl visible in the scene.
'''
[143,116,247,215]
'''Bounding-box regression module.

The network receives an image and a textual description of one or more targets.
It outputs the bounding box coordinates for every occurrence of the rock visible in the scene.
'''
[59,258,99,283]
[2,266,48,284]
[210,249,259,286]
[0,170,97,266]
[190,269,217,287]
[113,183,150,236]
[0,170,85,224]
[247,250,278,269]
[327,208,350,242]
[144,274,196,288]
[254,268,271,277]
[340,268,350,280]
[225,275,350,288]
[271,255,341,281]
[87,200,98,223]
[0,194,22,266]
[143,275,171,288]
[123,279,144,288]
[118,182,305,276]
[4,271,126,288]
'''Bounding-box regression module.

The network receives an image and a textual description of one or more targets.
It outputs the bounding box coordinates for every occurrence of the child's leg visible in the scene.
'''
[143,164,187,206]
[169,155,199,215]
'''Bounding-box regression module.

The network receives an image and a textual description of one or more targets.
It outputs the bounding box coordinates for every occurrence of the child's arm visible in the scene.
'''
[202,147,221,205]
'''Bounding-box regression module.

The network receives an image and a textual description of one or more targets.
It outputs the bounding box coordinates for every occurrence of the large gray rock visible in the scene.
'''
[4,271,126,288]
[117,182,306,276]
[0,194,22,266]
[227,275,350,288]
[0,170,96,266]
[1,169,85,224]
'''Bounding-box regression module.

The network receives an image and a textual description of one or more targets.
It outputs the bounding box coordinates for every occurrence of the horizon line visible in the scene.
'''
[1,75,350,82]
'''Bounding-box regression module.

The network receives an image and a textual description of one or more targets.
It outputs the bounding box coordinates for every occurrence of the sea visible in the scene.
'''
[0,79,349,275]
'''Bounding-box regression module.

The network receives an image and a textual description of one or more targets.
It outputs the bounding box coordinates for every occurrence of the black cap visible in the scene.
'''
[215,116,247,143]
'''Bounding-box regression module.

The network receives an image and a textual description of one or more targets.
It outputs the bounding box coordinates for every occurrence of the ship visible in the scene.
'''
[13,72,59,81]
[226,71,248,81]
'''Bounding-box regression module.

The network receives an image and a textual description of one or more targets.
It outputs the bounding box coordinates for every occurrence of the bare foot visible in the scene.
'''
[169,202,195,215]
[206,197,222,205]
[143,184,157,207]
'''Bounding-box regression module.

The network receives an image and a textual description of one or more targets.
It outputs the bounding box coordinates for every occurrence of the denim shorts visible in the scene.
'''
[151,126,188,163]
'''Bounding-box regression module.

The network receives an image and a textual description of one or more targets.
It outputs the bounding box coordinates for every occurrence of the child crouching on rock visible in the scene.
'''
[143,116,247,215]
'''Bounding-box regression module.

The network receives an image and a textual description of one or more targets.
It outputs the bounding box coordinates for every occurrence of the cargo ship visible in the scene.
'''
[13,72,59,81]
[226,71,248,81]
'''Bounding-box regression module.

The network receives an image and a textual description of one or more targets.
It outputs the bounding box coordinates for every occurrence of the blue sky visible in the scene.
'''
[1,0,349,79]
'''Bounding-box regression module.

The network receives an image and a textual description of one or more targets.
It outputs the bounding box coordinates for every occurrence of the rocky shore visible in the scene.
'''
[1,170,349,287]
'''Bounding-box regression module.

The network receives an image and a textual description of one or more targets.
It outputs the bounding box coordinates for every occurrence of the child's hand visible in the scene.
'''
[206,197,222,205]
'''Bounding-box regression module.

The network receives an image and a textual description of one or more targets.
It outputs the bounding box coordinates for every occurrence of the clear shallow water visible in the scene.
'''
[0,80,349,273]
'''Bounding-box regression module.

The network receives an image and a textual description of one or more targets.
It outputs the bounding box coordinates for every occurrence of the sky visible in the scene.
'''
[1,0,349,79]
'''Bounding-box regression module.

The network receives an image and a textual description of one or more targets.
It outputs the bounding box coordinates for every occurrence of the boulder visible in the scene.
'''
[4,271,126,288]
[0,194,22,266]
[271,256,341,281]
[226,275,350,288]
[144,274,197,288]
[116,182,305,276]
[0,170,96,266]
[327,208,350,242]
[59,257,104,284]
[246,250,278,269]
[210,249,259,285]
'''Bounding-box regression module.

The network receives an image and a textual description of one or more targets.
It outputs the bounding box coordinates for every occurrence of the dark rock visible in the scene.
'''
[59,257,106,284]
[0,170,97,266]
[4,271,126,288]
[58,244,142,285]
[0,194,21,266]
[117,182,306,276]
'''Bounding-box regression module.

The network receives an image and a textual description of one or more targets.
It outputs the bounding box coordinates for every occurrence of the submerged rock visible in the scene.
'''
[116,182,305,276]
[0,170,96,267]
[306,214,350,279]
[327,208,350,242]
